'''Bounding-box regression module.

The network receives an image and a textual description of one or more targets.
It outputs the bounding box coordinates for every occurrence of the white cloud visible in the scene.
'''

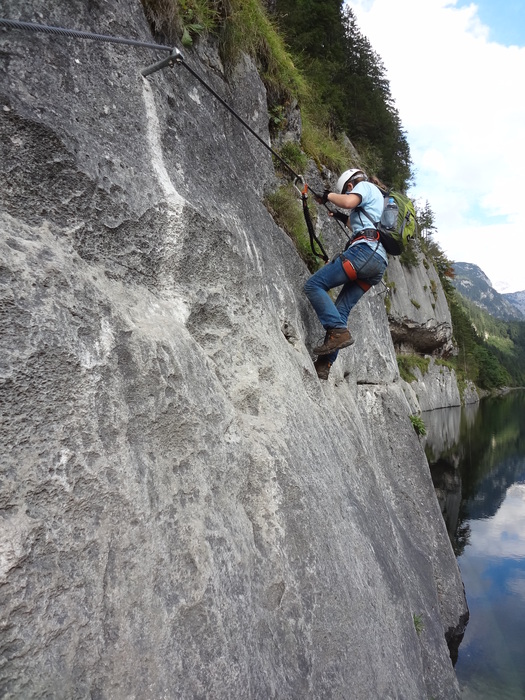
[468,483,525,559]
[507,575,525,602]
[346,0,525,292]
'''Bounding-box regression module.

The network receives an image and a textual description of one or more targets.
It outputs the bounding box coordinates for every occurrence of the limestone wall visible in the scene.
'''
[0,4,466,698]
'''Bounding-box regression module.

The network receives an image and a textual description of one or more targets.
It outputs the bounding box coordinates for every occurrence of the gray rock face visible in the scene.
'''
[386,252,454,357]
[401,358,461,412]
[384,249,465,410]
[1,4,466,699]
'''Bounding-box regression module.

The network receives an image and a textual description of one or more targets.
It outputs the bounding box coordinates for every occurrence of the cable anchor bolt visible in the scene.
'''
[141,47,183,77]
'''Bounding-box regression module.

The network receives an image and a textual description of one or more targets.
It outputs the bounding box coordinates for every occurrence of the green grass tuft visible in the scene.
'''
[413,613,425,635]
[265,184,323,272]
[410,415,427,437]
[397,354,430,383]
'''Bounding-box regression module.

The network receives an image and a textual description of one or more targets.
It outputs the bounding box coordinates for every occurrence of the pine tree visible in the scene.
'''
[417,200,437,239]
[272,1,412,189]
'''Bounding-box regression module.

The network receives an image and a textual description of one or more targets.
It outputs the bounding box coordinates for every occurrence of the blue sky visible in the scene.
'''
[455,0,525,46]
[346,0,525,293]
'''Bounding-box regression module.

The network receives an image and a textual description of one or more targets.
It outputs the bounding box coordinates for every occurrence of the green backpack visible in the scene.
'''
[357,190,418,256]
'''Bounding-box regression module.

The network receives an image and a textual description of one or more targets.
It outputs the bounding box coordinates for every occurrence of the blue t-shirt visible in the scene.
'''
[348,181,388,262]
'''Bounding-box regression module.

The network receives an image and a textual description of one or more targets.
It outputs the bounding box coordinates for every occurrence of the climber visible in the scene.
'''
[304,169,388,380]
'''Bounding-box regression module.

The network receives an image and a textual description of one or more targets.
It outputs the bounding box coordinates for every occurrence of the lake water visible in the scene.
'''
[423,392,525,699]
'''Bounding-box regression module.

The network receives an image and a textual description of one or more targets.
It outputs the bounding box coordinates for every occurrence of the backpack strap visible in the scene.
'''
[355,205,379,229]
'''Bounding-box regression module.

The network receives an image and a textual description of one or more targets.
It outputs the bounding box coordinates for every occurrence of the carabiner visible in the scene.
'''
[293,175,308,197]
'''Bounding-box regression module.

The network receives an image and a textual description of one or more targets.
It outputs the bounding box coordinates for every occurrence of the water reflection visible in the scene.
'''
[423,393,525,555]
[423,391,525,698]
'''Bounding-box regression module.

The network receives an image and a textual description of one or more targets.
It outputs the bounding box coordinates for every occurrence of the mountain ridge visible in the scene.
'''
[452,262,524,321]
[504,289,525,316]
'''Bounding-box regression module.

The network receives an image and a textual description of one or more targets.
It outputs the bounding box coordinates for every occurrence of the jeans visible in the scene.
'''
[304,242,387,362]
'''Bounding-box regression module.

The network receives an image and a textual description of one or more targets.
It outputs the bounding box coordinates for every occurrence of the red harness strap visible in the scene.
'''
[357,280,372,292]
[340,256,372,292]
[340,256,357,280]
[351,229,380,244]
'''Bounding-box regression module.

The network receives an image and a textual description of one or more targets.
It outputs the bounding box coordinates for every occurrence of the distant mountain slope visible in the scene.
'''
[504,290,525,316]
[452,262,525,321]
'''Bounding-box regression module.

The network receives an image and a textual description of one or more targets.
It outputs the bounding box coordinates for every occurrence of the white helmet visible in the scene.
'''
[336,168,367,194]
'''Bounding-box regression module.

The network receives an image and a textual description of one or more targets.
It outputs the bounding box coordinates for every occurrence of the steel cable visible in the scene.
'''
[0,18,172,52]
[1,17,351,242]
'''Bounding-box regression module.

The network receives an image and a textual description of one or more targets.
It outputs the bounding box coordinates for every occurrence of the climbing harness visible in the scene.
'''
[340,228,381,290]
[339,256,371,292]
[1,17,348,261]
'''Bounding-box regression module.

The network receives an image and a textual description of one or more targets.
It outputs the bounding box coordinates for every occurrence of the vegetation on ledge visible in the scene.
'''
[141,0,412,185]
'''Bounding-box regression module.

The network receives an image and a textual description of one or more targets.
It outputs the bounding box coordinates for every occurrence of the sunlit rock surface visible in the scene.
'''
[386,253,454,357]
[1,3,466,698]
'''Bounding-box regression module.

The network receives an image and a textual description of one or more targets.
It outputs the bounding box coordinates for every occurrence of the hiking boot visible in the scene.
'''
[313,328,354,356]
[314,357,332,380]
